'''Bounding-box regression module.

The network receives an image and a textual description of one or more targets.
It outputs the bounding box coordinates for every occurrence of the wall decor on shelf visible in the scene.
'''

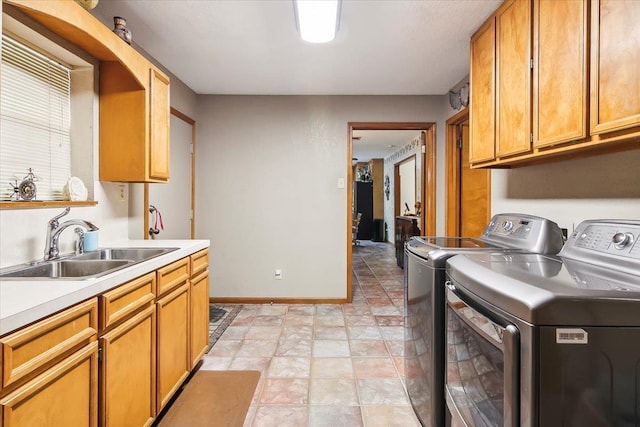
[7,168,40,201]
[113,16,133,45]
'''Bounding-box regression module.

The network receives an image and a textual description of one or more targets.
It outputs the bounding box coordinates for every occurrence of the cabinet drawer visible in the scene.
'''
[190,249,209,277]
[100,272,156,331]
[1,298,97,390]
[156,257,190,297]
[0,341,98,427]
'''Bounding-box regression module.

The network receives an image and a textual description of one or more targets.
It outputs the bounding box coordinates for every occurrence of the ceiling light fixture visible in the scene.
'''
[294,0,341,43]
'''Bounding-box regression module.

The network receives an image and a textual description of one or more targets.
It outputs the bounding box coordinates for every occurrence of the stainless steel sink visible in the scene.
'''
[0,247,178,280]
[73,247,177,262]
[0,260,132,279]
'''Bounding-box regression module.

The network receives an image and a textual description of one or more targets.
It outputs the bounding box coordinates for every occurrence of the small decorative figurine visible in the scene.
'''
[113,16,133,45]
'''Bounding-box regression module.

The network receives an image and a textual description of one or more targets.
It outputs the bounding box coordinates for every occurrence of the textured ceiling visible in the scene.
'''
[92,0,502,95]
[352,130,422,163]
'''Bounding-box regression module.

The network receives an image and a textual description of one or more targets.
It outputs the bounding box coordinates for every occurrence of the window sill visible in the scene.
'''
[0,201,98,210]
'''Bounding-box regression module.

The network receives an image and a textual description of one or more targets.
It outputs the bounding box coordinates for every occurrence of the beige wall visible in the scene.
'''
[195,95,447,299]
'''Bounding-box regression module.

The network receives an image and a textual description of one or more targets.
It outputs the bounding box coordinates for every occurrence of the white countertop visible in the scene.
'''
[0,239,210,336]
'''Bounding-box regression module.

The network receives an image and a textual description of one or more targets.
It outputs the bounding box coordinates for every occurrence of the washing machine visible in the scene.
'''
[404,213,564,426]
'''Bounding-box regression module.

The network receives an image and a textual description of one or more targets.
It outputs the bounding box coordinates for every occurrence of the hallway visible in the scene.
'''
[200,240,420,426]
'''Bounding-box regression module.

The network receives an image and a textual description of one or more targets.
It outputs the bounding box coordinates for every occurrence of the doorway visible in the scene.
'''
[144,108,196,239]
[445,108,490,237]
[347,122,435,302]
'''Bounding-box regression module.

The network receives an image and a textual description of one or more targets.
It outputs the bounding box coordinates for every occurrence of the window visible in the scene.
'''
[1,34,72,201]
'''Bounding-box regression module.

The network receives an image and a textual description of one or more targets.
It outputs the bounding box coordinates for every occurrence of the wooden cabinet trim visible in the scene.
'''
[0,341,98,427]
[157,257,190,297]
[149,67,171,181]
[100,272,156,331]
[1,298,97,390]
[190,248,209,277]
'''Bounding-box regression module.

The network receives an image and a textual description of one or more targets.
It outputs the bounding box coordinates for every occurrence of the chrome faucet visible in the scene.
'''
[44,207,99,260]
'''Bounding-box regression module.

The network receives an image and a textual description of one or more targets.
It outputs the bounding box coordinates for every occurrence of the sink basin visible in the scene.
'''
[0,247,178,280]
[0,260,132,279]
[73,247,178,262]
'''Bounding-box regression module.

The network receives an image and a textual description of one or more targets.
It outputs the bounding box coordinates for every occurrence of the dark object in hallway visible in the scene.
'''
[372,218,384,242]
[395,215,420,268]
[354,181,373,240]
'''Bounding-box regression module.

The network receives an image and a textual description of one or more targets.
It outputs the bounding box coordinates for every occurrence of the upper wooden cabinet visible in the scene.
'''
[470,19,496,163]
[590,0,640,135]
[495,0,532,158]
[470,0,639,168]
[470,0,532,163]
[149,68,171,181]
[533,0,588,148]
[5,0,171,183]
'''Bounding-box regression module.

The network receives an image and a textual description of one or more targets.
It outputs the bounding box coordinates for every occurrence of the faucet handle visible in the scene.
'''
[49,207,70,226]
[74,227,85,255]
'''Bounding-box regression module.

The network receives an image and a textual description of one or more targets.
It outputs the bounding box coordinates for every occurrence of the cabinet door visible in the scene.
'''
[190,270,210,367]
[156,282,190,411]
[0,342,98,427]
[496,0,532,158]
[469,18,496,163]
[533,0,588,148]
[100,306,156,427]
[149,67,170,181]
[590,0,640,134]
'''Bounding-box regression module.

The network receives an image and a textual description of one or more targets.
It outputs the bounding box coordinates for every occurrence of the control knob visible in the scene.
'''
[612,232,634,249]
[502,220,514,233]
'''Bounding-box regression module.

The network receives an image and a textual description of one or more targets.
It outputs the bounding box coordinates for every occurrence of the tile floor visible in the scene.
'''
[201,241,421,426]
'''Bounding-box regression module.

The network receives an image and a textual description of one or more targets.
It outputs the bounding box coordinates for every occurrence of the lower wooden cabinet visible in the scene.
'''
[0,342,98,427]
[190,269,209,367]
[156,282,190,411]
[99,305,156,427]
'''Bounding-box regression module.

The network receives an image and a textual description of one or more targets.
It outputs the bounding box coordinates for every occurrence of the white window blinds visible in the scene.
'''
[1,34,72,201]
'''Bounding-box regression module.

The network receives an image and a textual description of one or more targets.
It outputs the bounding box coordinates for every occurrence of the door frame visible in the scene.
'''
[346,121,435,302]
[445,107,491,236]
[144,107,196,239]
[394,154,417,217]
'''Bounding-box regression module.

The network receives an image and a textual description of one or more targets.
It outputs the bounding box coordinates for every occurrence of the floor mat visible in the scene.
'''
[207,304,242,353]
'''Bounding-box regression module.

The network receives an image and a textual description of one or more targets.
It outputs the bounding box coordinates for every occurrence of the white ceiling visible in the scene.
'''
[92,0,501,95]
[352,130,422,163]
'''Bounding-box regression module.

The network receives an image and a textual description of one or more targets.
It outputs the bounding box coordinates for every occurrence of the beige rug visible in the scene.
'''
[157,370,260,427]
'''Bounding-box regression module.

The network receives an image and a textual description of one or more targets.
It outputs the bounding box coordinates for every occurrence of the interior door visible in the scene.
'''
[147,111,194,239]
[459,123,490,237]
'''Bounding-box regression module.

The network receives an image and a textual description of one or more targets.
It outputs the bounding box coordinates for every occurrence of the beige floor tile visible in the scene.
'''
[229,356,271,373]
[361,406,422,427]
[352,357,399,378]
[345,314,378,326]
[315,314,345,327]
[283,314,314,326]
[253,315,284,326]
[235,340,278,357]
[349,340,390,357]
[347,326,383,340]
[281,325,314,340]
[314,326,348,340]
[266,356,311,378]
[315,304,343,315]
[245,325,283,339]
[286,305,315,315]
[310,357,353,378]
[220,325,249,340]
[259,378,309,405]
[379,326,404,340]
[275,339,313,357]
[208,339,241,357]
[308,406,363,427]
[252,406,308,427]
[257,304,288,316]
[356,378,409,405]
[199,356,231,370]
[312,340,351,357]
[309,378,359,405]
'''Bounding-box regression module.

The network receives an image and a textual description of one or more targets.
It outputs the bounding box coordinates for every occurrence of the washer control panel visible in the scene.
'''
[480,213,564,255]
[562,220,640,273]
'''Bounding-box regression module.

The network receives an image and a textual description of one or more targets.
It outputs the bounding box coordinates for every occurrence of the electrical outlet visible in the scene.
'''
[275,269,282,280]
[118,185,126,201]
